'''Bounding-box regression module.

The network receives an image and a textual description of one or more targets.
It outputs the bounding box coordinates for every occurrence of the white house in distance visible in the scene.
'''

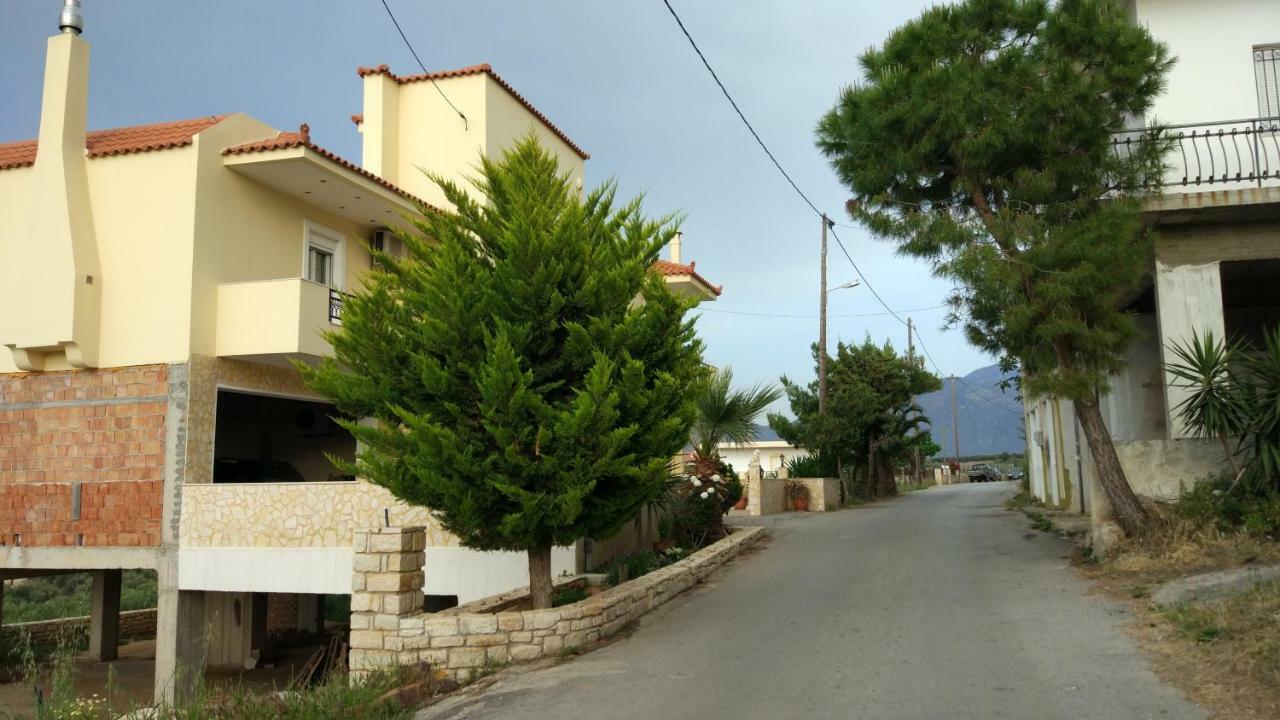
[718,425,809,477]
[1024,1,1280,527]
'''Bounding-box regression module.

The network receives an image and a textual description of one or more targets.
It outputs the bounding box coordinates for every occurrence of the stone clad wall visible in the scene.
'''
[793,478,839,511]
[1,608,157,646]
[349,525,764,682]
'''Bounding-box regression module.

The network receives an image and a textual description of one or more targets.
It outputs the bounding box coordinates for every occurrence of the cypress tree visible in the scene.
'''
[302,137,704,608]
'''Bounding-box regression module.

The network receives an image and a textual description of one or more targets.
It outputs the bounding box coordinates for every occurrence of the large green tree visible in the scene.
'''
[771,339,940,498]
[302,138,704,608]
[815,0,1172,532]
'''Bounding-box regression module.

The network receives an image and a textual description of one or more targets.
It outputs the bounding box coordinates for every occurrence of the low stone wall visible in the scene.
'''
[741,476,838,515]
[791,478,839,511]
[349,525,765,682]
[744,476,786,516]
[1,608,157,646]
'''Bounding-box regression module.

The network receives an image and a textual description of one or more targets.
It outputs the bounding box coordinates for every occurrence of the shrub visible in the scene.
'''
[552,587,590,607]
[784,454,832,478]
[604,550,663,585]
[1177,475,1280,538]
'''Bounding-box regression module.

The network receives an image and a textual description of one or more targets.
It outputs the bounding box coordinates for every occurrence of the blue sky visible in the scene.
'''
[0,1,995,412]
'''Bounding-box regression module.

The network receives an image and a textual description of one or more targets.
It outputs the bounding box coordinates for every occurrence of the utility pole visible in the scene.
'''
[818,212,829,415]
[951,375,961,466]
[907,317,914,362]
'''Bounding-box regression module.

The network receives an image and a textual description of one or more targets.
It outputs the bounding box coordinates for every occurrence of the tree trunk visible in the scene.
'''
[1075,395,1149,534]
[527,544,554,610]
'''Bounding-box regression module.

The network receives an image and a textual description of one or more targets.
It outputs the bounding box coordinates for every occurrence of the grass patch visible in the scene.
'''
[1005,490,1040,512]
[1026,510,1054,532]
[1085,506,1280,587]
[1157,580,1280,690]
[2,571,157,624]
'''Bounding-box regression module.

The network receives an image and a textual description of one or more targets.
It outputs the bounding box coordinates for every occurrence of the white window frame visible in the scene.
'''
[302,220,346,291]
[1255,44,1280,119]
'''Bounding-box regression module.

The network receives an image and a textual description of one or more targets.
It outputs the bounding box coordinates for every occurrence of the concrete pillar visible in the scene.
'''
[1155,260,1225,439]
[88,569,121,661]
[154,553,206,705]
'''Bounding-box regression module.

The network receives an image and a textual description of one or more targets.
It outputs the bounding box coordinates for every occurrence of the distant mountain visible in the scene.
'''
[915,364,1025,458]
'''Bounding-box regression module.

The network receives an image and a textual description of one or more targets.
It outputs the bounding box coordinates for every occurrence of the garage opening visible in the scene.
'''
[212,390,355,483]
[1222,259,1280,350]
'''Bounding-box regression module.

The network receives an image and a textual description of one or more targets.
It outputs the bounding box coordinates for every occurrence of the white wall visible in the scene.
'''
[178,545,576,604]
[1134,0,1280,125]
[718,441,808,476]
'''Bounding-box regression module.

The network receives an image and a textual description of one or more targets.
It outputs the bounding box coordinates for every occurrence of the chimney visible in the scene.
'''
[2,0,101,369]
[59,0,84,34]
[670,231,683,265]
[360,66,400,184]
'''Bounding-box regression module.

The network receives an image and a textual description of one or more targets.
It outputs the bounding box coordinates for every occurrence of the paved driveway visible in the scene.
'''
[417,483,1204,720]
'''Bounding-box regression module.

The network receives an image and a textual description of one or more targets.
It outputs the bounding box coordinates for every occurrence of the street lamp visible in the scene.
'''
[828,280,861,293]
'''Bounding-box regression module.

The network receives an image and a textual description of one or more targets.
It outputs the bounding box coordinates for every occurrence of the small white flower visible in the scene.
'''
[711,474,721,482]
[691,478,702,487]
[700,491,710,499]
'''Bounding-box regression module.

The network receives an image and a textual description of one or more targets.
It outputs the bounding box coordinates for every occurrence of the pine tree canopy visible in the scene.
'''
[815,0,1174,402]
[301,136,705,552]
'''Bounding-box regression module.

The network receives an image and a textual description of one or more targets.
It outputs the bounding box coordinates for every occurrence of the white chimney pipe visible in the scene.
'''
[670,231,683,265]
[60,0,84,35]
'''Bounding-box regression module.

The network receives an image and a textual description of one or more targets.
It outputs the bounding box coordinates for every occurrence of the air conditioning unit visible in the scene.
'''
[370,230,403,267]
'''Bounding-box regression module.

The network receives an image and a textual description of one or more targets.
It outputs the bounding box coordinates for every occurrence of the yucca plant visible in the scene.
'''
[1167,326,1280,495]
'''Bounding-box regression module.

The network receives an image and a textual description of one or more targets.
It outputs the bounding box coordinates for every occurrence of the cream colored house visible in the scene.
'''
[1025,1,1280,534]
[0,5,717,702]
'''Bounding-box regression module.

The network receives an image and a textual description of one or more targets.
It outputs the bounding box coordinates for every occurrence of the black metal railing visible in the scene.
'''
[1112,116,1280,188]
[328,288,344,325]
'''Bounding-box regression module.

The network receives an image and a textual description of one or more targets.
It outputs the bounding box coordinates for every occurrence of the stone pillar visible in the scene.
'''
[89,569,121,661]
[349,526,426,674]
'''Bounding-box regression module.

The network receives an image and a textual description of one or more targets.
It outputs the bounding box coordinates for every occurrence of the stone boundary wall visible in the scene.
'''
[349,525,765,682]
[1,608,157,646]
[792,478,839,511]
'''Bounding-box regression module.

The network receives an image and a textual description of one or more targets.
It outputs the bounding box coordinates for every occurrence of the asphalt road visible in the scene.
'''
[416,483,1204,720]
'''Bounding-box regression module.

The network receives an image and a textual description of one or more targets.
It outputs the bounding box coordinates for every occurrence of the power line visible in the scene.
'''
[697,303,948,320]
[659,0,1020,420]
[377,0,469,129]
[912,331,1024,417]
[660,0,820,216]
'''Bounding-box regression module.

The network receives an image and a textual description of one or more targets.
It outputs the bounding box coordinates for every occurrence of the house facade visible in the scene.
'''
[0,6,718,701]
[1025,0,1280,526]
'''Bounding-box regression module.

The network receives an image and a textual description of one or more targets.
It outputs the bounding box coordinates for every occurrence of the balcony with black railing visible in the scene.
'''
[1113,116,1280,191]
[328,287,344,326]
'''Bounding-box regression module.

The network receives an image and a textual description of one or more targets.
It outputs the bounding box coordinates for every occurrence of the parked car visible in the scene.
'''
[967,464,1002,483]
[1008,468,1025,482]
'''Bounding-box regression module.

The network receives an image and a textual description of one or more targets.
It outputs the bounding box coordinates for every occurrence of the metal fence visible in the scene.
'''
[328,288,344,325]
[1112,116,1280,189]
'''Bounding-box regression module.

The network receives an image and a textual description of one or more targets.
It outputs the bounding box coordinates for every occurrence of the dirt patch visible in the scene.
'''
[1077,520,1280,719]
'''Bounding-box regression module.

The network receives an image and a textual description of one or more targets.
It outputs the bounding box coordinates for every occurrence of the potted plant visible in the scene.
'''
[734,491,748,511]
[787,480,811,511]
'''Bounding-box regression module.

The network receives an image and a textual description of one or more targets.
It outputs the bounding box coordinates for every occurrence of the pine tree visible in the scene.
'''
[815,0,1173,533]
[301,137,704,608]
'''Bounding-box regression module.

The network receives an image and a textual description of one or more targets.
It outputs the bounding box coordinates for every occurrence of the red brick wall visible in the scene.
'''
[0,365,168,547]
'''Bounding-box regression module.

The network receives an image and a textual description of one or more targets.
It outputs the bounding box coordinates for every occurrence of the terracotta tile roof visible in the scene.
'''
[0,115,227,171]
[653,259,723,296]
[222,123,436,211]
[351,113,363,126]
[356,63,589,160]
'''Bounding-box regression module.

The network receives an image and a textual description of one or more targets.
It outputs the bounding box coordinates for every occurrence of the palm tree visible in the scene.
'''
[689,367,783,476]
